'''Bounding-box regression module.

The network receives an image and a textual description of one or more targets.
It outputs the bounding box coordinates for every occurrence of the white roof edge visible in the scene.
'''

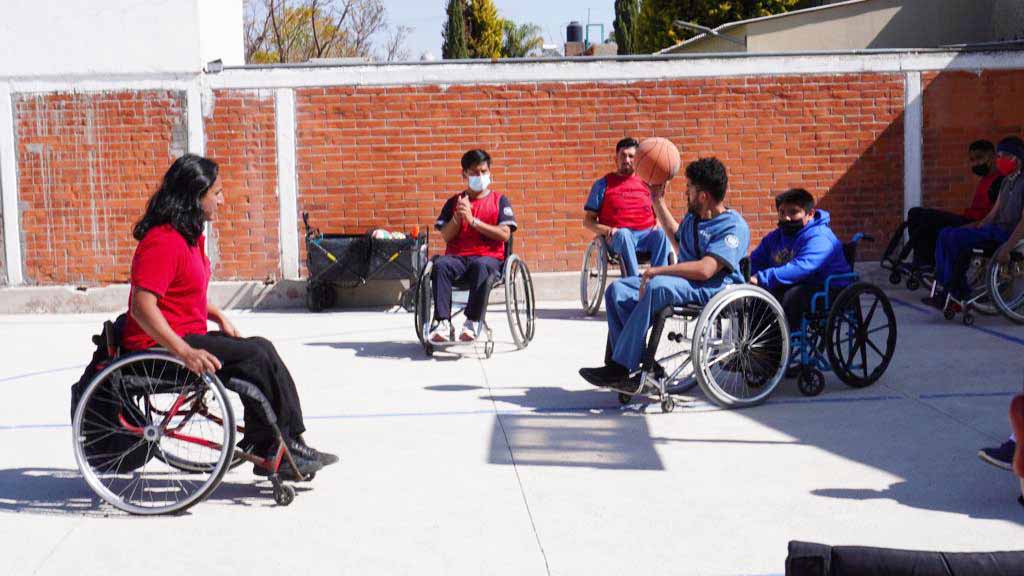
[658,0,877,54]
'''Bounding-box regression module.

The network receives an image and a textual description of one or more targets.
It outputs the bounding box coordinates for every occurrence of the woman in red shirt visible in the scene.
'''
[123,154,336,478]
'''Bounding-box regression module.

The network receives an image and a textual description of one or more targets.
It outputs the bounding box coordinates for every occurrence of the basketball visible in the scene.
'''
[634,137,681,186]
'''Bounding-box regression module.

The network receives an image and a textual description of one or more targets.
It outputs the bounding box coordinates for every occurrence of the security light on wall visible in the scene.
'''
[205,59,224,74]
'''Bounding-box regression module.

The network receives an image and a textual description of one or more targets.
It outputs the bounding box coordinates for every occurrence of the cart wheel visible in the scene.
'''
[618,392,632,405]
[305,283,324,312]
[888,272,902,285]
[962,313,975,326]
[943,307,956,321]
[661,397,675,413]
[424,343,434,357]
[797,368,825,397]
[274,484,295,506]
[906,277,920,291]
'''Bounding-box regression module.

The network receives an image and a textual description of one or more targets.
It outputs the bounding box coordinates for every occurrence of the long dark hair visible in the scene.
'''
[133,154,219,246]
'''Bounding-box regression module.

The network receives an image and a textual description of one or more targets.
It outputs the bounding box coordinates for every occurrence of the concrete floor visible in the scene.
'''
[0,288,1022,575]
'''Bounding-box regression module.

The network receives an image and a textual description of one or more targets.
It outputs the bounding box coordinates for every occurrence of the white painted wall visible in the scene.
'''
[0,0,243,78]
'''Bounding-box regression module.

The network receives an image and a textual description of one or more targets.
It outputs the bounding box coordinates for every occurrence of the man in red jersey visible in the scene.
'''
[583,137,672,277]
[431,149,517,343]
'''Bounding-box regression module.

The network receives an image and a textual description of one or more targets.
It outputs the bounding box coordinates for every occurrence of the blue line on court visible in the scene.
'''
[0,364,84,384]
[919,391,1019,399]
[889,297,1024,347]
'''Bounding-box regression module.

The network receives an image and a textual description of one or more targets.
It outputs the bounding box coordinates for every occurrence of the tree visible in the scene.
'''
[614,0,640,55]
[442,0,469,59]
[381,24,413,62]
[465,0,503,59]
[634,0,803,53]
[501,20,544,58]
[244,0,393,63]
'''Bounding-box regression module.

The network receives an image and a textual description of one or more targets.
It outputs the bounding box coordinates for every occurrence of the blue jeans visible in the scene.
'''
[605,276,720,372]
[934,225,1009,298]
[609,227,672,277]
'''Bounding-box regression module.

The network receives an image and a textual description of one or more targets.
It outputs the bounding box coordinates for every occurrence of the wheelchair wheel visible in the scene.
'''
[652,313,698,394]
[504,255,536,349]
[826,283,897,388]
[692,286,790,408]
[966,254,998,316]
[154,388,248,473]
[988,247,1024,324]
[72,353,235,515]
[580,238,608,316]
[414,261,435,355]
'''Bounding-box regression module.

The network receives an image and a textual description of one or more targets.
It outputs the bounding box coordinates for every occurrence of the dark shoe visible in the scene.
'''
[608,372,644,395]
[978,440,1015,471]
[579,363,628,387]
[294,436,340,466]
[920,294,946,311]
[254,446,323,480]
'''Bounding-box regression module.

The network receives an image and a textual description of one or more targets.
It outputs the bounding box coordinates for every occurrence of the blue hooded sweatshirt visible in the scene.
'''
[750,209,851,290]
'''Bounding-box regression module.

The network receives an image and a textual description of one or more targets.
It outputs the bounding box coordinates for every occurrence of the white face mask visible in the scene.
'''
[467,173,490,192]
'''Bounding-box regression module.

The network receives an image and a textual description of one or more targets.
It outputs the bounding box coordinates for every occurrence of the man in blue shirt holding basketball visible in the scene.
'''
[580,157,750,392]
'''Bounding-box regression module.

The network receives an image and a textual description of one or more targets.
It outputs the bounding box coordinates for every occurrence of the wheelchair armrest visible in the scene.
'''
[670,304,704,317]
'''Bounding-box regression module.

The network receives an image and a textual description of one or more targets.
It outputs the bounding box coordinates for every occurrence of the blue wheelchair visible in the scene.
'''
[787,233,898,396]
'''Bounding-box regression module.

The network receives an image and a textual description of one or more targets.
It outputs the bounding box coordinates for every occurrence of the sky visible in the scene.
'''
[382,0,616,60]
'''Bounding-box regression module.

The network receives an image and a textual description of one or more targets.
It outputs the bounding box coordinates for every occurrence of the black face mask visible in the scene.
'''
[778,220,804,236]
[972,163,991,177]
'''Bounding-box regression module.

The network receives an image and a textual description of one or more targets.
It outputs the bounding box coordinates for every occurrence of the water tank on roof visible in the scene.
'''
[567,21,583,43]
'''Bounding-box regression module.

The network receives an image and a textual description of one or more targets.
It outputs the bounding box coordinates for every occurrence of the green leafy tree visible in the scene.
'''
[635,0,803,53]
[501,20,544,58]
[442,0,469,59]
[614,0,641,55]
[465,0,503,58]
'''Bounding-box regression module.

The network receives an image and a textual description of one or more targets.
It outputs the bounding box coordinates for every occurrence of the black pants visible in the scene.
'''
[770,284,824,331]
[907,207,970,266]
[432,255,502,322]
[184,332,306,450]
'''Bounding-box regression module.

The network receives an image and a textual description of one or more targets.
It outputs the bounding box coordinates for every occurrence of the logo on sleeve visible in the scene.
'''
[724,234,740,249]
[503,207,514,216]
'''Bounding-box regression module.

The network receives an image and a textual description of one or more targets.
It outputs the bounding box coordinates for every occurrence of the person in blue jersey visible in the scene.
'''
[749,188,851,330]
[579,157,749,392]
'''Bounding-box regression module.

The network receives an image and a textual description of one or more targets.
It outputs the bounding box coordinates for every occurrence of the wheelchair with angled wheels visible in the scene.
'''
[787,233,898,397]
[71,319,314,514]
[413,234,536,358]
[612,260,791,413]
[928,239,1022,326]
[984,238,1024,324]
[580,234,677,315]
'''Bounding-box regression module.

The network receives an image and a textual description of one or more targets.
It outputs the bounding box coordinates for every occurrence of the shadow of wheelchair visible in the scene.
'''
[0,468,311,517]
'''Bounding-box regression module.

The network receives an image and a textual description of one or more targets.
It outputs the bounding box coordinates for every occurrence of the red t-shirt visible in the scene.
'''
[963,172,999,221]
[435,191,517,259]
[585,173,656,230]
[121,224,211,351]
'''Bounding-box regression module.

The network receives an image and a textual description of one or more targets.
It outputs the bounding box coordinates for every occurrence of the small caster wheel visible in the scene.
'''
[274,484,295,506]
[304,472,316,482]
[963,314,975,327]
[484,340,494,358]
[888,272,902,285]
[943,308,956,321]
[661,397,675,413]
[618,392,632,405]
[906,277,921,291]
[424,344,434,357]
[797,368,825,397]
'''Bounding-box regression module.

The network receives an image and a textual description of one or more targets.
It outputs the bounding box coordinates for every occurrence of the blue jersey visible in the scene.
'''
[676,210,750,287]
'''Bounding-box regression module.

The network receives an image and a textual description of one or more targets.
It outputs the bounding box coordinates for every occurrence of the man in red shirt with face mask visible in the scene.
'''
[430,149,517,343]
[583,137,672,277]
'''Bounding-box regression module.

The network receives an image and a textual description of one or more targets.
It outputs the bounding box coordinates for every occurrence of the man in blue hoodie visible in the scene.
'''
[749,188,851,330]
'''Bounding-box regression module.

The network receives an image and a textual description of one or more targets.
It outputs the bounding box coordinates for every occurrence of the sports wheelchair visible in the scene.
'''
[413,235,536,358]
[880,220,933,292]
[71,319,313,515]
[928,238,1024,325]
[786,233,898,397]
[580,234,677,315]
[614,261,791,413]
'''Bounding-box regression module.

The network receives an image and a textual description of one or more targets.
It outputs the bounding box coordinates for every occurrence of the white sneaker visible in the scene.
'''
[459,320,478,342]
[430,320,452,343]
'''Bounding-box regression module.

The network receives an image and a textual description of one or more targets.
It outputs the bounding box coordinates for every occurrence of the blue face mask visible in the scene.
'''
[468,173,490,192]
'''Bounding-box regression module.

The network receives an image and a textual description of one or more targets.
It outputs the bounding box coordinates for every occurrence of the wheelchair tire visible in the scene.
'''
[988,247,1024,324]
[692,285,790,408]
[414,261,435,352]
[966,254,999,316]
[649,313,699,394]
[504,255,536,349]
[825,283,897,388]
[72,353,235,515]
[581,237,608,316]
[154,389,249,473]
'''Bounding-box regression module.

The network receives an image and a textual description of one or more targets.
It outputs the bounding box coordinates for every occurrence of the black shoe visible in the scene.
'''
[294,436,340,466]
[254,446,323,480]
[920,294,946,311]
[978,440,1015,471]
[579,363,628,387]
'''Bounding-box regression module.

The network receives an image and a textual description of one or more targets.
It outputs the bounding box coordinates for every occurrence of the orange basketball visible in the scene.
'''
[634,137,681,186]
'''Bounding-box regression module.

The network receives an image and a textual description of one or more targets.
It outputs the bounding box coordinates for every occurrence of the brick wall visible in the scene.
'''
[14,91,187,285]
[922,70,1024,212]
[205,89,280,281]
[295,74,905,272]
